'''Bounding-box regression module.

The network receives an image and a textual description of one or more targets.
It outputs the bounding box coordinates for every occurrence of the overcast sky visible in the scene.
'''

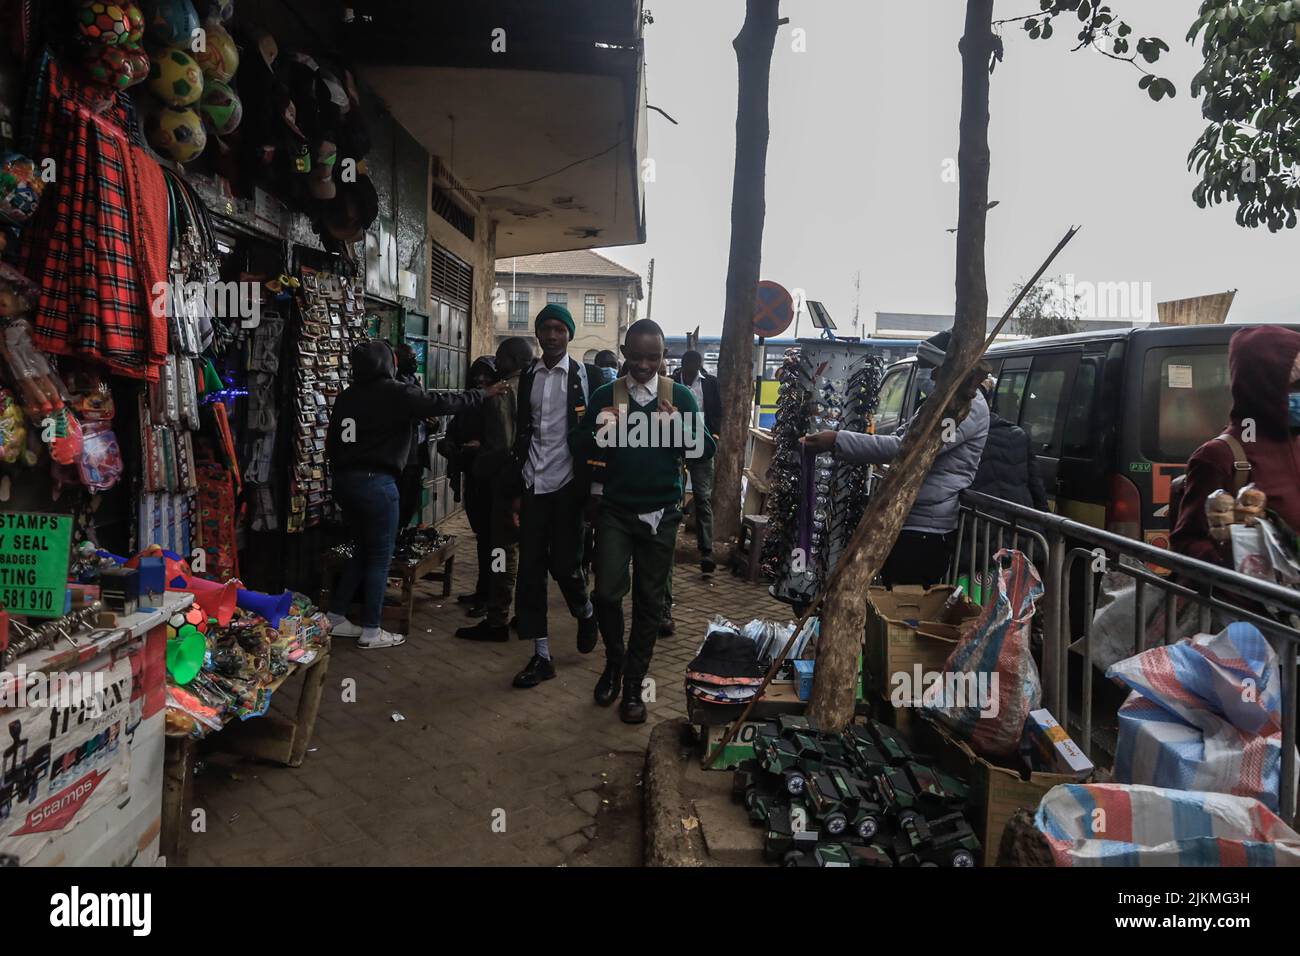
[597,0,1298,338]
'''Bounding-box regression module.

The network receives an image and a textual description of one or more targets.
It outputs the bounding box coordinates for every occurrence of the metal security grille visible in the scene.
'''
[431,184,475,241]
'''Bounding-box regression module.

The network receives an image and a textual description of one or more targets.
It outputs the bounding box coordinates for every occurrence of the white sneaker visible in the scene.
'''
[358,629,406,650]
[329,618,363,638]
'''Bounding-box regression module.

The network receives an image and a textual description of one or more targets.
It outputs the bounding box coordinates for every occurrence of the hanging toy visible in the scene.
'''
[123,2,145,44]
[193,17,238,82]
[147,48,203,106]
[77,1,132,46]
[45,407,84,466]
[199,79,242,135]
[78,421,123,490]
[82,44,140,91]
[146,106,207,163]
[0,386,26,464]
[147,0,200,47]
[0,153,46,226]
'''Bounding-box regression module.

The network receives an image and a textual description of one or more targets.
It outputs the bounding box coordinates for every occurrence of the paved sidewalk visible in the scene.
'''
[182,513,787,866]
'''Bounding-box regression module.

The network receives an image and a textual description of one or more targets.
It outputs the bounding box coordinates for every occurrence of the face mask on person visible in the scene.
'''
[1289,390,1300,428]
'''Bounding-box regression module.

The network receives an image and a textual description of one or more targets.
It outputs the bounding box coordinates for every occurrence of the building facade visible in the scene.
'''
[494,250,644,362]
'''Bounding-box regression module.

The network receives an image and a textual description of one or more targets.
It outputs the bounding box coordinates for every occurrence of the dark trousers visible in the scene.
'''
[516,479,590,641]
[398,464,425,528]
[880,529,954,590]
[330,470,400,628]
[463,482,494,598]
[485,488,519,627]
[593,501,681,680]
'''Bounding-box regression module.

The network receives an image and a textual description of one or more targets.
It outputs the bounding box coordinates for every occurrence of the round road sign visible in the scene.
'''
[753,280,794,338]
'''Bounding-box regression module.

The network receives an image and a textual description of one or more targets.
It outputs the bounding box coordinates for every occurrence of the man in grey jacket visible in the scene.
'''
[802,332,989,588]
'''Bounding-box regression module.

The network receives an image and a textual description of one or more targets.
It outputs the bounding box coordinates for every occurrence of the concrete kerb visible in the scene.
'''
[643,718,710,867]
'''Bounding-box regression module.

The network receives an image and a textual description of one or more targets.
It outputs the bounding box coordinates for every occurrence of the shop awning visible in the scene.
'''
[344,0,648,259]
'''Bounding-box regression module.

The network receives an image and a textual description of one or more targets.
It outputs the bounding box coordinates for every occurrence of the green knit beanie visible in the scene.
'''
[535,303,575,340]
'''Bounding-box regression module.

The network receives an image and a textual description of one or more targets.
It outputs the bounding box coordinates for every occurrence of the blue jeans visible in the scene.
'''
[329,470,400,628]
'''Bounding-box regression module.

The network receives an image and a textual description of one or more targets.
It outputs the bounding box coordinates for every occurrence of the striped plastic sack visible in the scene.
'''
[1106,622,1296,812]
[924,548,1044,758]
[1036,782,1300,866]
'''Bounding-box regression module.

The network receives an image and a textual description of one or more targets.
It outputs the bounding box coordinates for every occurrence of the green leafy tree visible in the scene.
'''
[1009,274,1082,338]
[1188,0,1300,231]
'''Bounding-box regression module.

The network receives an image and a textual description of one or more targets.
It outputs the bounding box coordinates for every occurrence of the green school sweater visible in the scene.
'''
[573,380,717,512]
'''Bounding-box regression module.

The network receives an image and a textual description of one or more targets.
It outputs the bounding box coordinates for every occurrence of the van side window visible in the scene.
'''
[1019,354,1078,456]
[1140,345,1233,463]
[993,368,1029,422]
[1062,358,1099,457]
[874,366,910,434]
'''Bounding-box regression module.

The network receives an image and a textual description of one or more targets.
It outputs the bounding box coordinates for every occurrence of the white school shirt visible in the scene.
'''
[523,354,574,494]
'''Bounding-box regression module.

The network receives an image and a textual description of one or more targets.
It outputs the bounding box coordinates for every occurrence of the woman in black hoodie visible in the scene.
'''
[325,340,505,649]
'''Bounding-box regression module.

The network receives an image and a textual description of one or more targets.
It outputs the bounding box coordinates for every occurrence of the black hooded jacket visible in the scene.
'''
[327,341,484,480]
[972,412,1049,511]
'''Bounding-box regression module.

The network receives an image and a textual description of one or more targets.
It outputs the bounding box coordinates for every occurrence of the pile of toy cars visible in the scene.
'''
[733,715,981,867]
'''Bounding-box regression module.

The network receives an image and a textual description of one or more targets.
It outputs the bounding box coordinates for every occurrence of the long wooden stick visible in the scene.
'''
[704,225,1080,767]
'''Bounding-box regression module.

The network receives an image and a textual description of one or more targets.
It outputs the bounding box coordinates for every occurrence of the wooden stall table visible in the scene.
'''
[319,535,456,635]
[160,647,331,863]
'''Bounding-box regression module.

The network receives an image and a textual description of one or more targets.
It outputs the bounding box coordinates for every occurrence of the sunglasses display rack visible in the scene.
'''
[763,343,885,608]
[287,266,365,533]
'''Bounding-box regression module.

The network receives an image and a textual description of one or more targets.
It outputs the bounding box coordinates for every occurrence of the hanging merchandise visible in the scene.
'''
[147,47,203,106]
[199,78,241,135]
[81,43,142,90]
[16,55,169,380]
[193,17,238,83]
[0,385,27,463]
[76,1,133,45]
[78,421,124,490]
[146,104,206,162]
[0,152,46,225]
[145,0,200,48]
[763,342,885,607]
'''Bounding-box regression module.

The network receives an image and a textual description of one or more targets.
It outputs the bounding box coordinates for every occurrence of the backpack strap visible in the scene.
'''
[1217,433,1251,494]
[658,375,675,407]
[613,375,629,410]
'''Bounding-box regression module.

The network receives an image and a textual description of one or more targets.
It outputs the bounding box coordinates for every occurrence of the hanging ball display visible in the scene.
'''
[123,3,146,44]
[210,0,235,23]
[193,18,239,82]
[146,0,200,47]
[82,44,139,91]
[124,48,150,86]
[147,48,203,106]
[0,153,46,226]
[77,1,131,45]
[146,106,207,163]
[199,79,242,135]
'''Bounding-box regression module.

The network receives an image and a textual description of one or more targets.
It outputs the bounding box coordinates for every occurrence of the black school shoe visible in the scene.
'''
[512,654,556,688]
[619,675,647,724]
[577,611,599,654]
[594,659,623,706]
[456,592,482,605]
[455,620,509,642]
[700,552,716,575]
[658,615,676,637]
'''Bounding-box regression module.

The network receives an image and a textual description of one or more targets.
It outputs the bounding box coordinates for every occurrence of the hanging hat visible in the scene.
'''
[322,172,377,242]
[535,303,575,340]
[916,329,952,369]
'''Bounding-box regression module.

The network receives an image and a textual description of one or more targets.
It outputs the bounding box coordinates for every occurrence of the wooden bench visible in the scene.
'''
[319,536,456,635]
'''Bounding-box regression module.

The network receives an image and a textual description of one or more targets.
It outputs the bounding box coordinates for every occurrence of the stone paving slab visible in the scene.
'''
[183,513,789,866]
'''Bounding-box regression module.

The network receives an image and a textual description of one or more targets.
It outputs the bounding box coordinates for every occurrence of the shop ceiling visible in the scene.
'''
[345,0,648,259]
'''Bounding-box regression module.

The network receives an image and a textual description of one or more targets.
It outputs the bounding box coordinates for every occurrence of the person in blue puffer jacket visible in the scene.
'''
[802,331,990,588]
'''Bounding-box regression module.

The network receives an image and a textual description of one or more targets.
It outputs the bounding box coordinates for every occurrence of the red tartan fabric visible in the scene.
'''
[17,59,166,381]
[195,459,240,582]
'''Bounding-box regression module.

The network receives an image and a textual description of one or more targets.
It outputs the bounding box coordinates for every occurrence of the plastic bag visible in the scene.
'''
[924,548,1044,758]
[1107,621,1297,812]
[0,385,25,463]
[78,421,123,491]
[1036,782,1300,866]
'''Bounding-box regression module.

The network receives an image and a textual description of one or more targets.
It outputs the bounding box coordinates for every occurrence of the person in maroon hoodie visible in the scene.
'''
[1171,325,1300,568]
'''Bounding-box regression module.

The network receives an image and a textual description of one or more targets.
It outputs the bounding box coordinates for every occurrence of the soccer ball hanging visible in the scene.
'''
[77,1,131,46]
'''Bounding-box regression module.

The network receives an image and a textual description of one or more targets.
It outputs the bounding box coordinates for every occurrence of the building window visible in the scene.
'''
[547,292,567,306]
[584,294,606,324]
[509,291,529,329]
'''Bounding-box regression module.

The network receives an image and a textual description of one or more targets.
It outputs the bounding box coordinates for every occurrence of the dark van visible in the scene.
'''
[876,324,1300,556]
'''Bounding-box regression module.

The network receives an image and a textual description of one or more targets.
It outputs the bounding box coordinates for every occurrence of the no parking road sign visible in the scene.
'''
[753,280,794,339]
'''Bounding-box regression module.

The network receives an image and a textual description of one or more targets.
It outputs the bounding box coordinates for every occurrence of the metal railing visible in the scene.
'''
[948,489,1300,821]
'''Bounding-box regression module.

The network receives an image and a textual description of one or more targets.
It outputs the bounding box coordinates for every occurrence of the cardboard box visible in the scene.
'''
[1026,708,1094,780]
[918,717,1078,867]
[793,660,815,701]
[863,585,978,700]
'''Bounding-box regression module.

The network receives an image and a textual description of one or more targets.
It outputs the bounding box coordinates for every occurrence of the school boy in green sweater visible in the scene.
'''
[572,320,716,724]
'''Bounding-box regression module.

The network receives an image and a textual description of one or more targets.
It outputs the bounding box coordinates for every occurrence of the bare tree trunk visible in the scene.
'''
[808,0,995,731]
[714,0,780,554]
